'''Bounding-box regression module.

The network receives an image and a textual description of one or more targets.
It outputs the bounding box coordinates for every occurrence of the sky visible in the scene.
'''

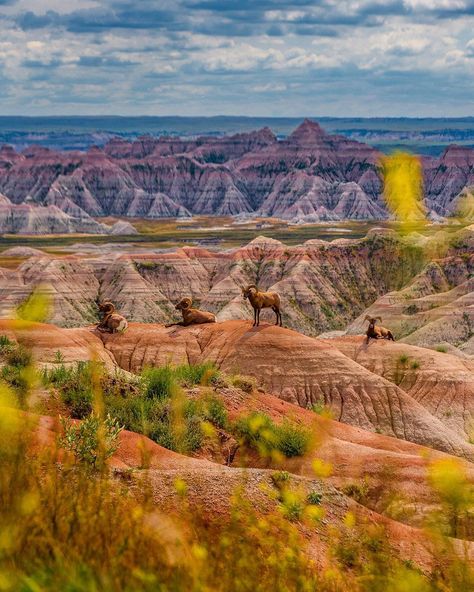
[0,0,473,117]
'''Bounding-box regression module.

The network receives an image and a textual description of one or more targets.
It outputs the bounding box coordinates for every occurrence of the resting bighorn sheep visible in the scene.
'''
[242,284,282,327]
[365,315,394,343]
[166,297,216,327]
[97,302,128,334]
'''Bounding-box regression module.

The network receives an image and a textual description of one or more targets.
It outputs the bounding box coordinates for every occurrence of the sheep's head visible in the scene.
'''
[176,297,192,311]
[99,301,115,315]
[364,315,382,326]
[242,285,257,300]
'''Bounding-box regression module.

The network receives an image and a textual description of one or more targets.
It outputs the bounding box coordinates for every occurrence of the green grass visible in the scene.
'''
[306,491,322,506]
[0,341,33,399]
[42,362,98,418]
[142,362,220,400]
[42,361,226,454]
[0,334,13,350]
[234,412,311,458]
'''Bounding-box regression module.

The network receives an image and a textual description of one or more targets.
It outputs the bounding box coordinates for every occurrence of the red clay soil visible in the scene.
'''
[3,319,473,460]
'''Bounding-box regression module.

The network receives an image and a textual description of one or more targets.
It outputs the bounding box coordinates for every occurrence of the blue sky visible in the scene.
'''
[0,0,473,116]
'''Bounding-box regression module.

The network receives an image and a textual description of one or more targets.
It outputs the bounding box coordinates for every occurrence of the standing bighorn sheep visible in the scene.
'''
[97,302,128,333]
[166,297,216,327]
[365,315,394,343]
[242,284,282,327]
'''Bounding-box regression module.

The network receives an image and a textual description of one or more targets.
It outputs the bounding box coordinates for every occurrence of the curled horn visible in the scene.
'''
[364,315,372,322]
[101,302,115,313]
[246,284,258,291]
[181,297,192,309]
[376,316,383,322]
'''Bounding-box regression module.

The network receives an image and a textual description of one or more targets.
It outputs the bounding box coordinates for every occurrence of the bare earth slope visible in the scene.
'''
[34,412,467,570]
[4,319,473,460]
[328,336,474,438]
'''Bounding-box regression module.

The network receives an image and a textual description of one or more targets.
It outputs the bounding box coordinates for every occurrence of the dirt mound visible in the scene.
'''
[5,318,470,460]
[0,320,113,367]
[327,336,474,439]
[98,320,474,459]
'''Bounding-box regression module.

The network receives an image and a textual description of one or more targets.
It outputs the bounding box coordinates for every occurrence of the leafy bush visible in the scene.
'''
[436,345,448,353]
[307,491,322,506]
[0,334,13,351]
[42,361,100,418]
[234,412,277,457]
[275,420,311,458]
[59,413,123,468]
[5,344,32,368]
[229,374,256,394]
[142,363,220,400]
[234,412,310,458]
[142,365,179,400]
[201,395,228,429]
[271,471,291,487]
[342,480,370,503]
[175,362,220,387]
[147,399,204,453]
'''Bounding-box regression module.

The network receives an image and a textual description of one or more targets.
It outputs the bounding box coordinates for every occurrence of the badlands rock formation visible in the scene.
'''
[0,192,137,234]
[0,232,426,332]
[0,120,472,222]
[347,235,474,355]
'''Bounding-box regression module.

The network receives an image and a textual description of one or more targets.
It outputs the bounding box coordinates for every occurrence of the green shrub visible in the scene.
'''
[5,344,32,368]
[1,364,29,399]
[104,393,155,435]
[175,362,219,387]
[202,395,228,429]
[279,489,305,522]
[147,399,204,453]
[230,374,256,394]
[234,412,310,458]
[271,471,291,487]
[234,412,277,456]
[307,491,322,506]
[342,480,370,503]
[275,421,311,458]
[59,413,123,468]
[436,345,448,353]
[142,365,179,400]
[42,362,100,418]
[398,354,409,365]
[311,400,325,415]
[0,334,13,351]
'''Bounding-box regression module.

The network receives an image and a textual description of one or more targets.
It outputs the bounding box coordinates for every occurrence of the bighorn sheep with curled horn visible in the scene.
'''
[242,284,282,327]
[166,297,216,327]
[97,301,128,334]
[365,315,394,344]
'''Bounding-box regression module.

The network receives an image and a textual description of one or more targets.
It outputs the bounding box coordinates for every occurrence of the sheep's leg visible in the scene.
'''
[253,308,257,326]
[273,306,278,325]
[256,309,260,327]
[279,310,283,327]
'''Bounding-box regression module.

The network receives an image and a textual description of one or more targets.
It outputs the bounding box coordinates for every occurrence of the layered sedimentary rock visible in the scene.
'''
[347,234,474,355]
[0,191,137,235]
[0,232,426,334]
[0,119,472,222]
[4,318,473,460]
